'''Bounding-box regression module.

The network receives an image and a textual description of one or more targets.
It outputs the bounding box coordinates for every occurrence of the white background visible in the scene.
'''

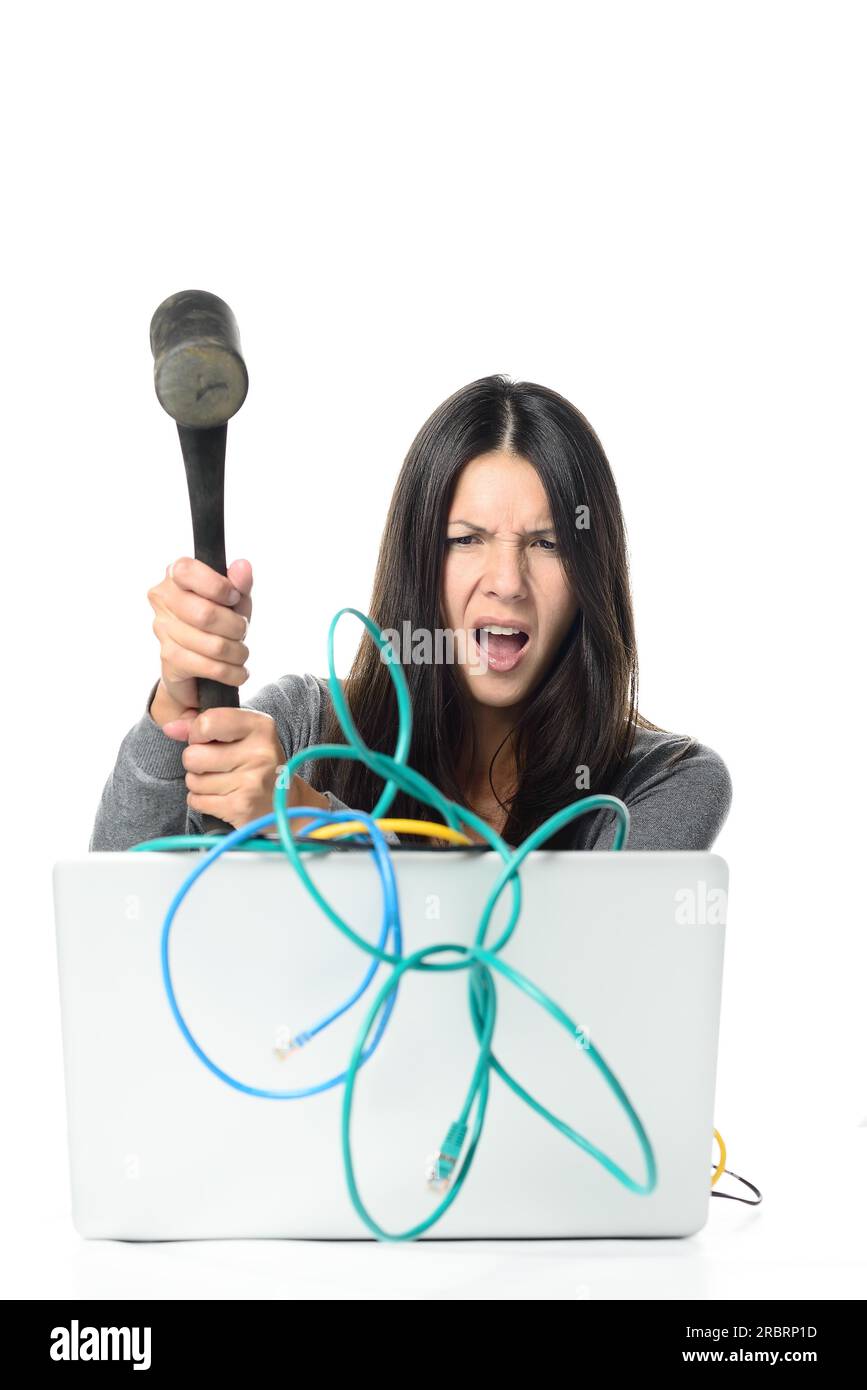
[2,0,865,1299]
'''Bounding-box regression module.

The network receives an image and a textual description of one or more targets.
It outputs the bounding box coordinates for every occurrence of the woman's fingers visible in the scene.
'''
[168,556,242,606]
[155,612,249,669]
[148,556,253,713]
[159,641,248,689]
[184,771,242,795]
[156,587,248,643]
[153,618,248,688]
[182,742,247,775]
[180,708,285,831]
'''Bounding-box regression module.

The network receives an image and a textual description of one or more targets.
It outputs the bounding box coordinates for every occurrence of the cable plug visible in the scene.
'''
[425,1120,467,1194]
[273,1025,306,1060]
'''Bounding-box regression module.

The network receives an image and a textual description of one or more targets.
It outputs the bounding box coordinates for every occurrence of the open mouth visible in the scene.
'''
[472,627,530,673]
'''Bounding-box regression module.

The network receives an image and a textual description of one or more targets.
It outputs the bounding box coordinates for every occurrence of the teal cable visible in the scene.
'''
[137,605,657,1240]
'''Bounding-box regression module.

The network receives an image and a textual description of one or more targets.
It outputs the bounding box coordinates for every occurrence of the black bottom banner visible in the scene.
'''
[2,1297,864,1372]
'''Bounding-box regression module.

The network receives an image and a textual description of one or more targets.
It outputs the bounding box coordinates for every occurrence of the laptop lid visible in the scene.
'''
[53,849,728,1240]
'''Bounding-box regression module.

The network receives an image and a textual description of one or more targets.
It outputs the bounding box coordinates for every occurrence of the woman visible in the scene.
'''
[89,375,731,852]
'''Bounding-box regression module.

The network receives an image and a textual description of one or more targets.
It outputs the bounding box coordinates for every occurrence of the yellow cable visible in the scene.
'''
[305,817,474,846]
[711,1127,726,1187]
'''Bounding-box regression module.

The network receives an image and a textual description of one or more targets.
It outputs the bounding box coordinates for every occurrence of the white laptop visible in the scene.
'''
[52,848,728,1240]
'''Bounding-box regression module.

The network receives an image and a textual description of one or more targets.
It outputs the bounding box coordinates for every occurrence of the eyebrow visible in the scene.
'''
[447,519,556,538]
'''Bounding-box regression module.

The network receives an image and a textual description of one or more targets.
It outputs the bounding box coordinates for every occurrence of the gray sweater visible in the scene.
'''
[88,673,733,853]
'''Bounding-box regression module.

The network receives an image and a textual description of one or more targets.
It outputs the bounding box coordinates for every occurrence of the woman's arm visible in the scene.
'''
[579,739,733,852]
[88,678,193,850]
[88,673,404,851]
[88,674,336,851]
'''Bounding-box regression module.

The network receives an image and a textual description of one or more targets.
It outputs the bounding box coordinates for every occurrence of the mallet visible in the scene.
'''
[149,289,249,836]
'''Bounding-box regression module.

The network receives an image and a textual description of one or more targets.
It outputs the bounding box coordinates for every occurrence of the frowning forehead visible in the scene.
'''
[447,453,554,535]
[447,518,556,537]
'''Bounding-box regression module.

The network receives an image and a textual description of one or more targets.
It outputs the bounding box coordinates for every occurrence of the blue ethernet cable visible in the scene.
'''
[148,805,402,1099]
[134,606,657,1241]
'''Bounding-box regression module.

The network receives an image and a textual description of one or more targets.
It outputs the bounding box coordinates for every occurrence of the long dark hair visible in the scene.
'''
[311,373,668,848]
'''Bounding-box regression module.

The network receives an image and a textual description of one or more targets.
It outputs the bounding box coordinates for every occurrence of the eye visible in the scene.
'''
[446,533,558,550]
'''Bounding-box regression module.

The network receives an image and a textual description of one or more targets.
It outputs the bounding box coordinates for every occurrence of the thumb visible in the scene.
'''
[228,558,253,594]
[162,712,197,741]
[227,558,253,622]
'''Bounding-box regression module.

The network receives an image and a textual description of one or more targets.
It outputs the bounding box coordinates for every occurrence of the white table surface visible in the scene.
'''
[5,1128,865,1301]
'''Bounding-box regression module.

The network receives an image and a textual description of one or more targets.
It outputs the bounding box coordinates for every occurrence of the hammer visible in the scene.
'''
[149,289,249,836]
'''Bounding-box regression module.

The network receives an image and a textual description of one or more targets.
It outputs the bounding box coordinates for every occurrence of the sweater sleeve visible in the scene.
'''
[88,679,197,851]
[577,738,733,852]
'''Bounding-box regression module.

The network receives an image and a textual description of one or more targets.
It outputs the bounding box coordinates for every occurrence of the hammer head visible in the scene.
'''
[150,289,248,429]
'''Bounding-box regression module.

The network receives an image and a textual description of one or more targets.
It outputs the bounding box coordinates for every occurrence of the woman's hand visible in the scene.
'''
[162,705,329,832]
[147,556,253,720]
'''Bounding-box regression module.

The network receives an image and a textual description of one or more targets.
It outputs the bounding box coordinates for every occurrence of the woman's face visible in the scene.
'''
[440,451,579,712]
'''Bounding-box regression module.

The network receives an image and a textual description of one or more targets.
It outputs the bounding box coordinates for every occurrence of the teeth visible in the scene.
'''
[480,625,522,636]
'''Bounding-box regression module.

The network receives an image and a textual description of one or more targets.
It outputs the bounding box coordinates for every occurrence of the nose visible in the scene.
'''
[481,537,528,603]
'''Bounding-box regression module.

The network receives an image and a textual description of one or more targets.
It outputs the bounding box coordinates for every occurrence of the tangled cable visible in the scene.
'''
[133,607,661,1240]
